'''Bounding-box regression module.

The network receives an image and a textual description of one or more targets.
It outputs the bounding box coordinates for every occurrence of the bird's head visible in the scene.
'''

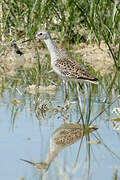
[35,30,50,40]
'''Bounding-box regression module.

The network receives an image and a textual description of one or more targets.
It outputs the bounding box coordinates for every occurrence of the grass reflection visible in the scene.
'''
[3,68,119,131]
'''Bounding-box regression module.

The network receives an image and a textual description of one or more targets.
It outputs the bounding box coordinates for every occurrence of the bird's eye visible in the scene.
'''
[39,33,42,36]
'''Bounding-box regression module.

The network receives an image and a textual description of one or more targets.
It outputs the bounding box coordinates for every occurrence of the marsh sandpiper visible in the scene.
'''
[35,30,98,84]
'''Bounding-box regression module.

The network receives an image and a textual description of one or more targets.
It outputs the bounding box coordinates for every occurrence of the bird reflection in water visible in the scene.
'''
[21,123,98,173]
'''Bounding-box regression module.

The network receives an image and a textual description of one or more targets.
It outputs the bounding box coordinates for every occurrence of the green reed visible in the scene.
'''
[1,0,120,68]
[76,0,120,68]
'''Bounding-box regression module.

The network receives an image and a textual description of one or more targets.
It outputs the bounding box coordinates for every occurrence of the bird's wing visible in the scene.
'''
[55,58,98,82]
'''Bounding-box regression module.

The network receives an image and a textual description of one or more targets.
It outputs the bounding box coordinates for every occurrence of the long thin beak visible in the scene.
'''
[20,158,35,165]
[21,37,36,43]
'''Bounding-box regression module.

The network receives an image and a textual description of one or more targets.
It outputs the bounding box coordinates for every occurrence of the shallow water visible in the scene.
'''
[0,70,120,180]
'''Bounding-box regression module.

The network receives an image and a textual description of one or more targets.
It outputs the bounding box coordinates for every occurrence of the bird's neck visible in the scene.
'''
[44,141,63,165]
[44,38,62,60]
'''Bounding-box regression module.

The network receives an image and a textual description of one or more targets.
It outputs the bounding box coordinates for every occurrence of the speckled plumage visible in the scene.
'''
[52,123,97,146]
[35,30,98,84]
[54,58,98,82]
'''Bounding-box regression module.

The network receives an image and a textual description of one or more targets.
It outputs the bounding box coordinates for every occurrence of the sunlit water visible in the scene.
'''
[0,77,120,180]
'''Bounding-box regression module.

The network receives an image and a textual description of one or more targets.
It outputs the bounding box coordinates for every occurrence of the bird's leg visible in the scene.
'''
[62,80,71,121]
[63,80,69,103]
[76,83,85,125]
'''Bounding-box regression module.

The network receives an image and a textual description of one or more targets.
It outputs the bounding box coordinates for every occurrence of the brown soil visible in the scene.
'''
[73,41,115,76]
[0,40,115,77]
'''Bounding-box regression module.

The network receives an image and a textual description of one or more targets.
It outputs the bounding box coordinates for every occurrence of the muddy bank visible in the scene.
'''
[72,41,115,76]
[0,41,115,77]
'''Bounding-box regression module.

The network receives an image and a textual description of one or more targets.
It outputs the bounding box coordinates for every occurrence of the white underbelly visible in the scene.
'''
[51,63,65,78]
